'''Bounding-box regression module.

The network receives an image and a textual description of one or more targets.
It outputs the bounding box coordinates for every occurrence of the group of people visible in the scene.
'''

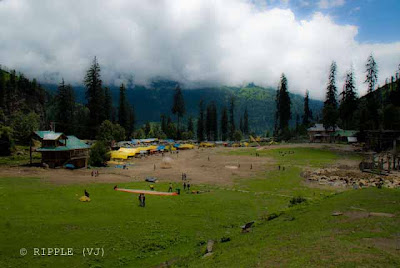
[91,170,100,177]
[183,182,190,191]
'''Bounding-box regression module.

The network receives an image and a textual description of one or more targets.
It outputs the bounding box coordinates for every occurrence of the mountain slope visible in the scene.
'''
[42,81,323,134]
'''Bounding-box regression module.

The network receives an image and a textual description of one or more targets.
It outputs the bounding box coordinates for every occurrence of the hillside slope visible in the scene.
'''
[43,81,323,134]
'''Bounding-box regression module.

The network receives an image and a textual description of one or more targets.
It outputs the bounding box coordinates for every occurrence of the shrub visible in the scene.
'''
[289,196,307,206]
[89,141,110,166]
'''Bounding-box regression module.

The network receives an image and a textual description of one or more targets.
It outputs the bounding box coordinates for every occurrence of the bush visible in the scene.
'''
[233,130,243,141]
[0,125,14,156]
[89,141,110,166]
[289,196,307,206]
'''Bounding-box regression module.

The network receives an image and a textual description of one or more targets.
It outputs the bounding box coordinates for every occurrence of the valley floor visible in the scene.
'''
[0,145,399,267]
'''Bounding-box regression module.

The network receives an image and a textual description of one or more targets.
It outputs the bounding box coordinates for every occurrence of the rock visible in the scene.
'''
[206,240,214,253]
[332,212,343,216]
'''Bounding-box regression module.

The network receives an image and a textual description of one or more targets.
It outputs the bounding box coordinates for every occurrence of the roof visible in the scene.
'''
[36,135,90,152]
[34,131,65,140]
[308,124,342,132]
[335,130,358,137]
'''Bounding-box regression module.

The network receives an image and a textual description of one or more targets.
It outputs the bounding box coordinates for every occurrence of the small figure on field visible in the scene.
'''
[187,183,191,191]
[168,183,173,192]
[84,189,90,198]
[139,193,145,207]
[91,171,94,177]
[150,184,154,191]
[278,165,281,170]
[183,182,187,190]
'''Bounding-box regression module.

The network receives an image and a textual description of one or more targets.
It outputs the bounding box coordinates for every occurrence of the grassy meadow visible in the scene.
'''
[0,147,399,267]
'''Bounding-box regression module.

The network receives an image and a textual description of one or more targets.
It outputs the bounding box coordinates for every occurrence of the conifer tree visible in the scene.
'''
[104,87,113,121]
[118,83,128,131]
[275,73,291,138]
[365,54,378,93]
[171,84,185,139]
[243,107,249,135]
[339,69,358,129]
[229,96,236,140]
[322,61,339,132]
[220,106,228,141]
[187,116,194,133]
[197,100,205,141]
[302,90,312,126]
[84,56,105,136]
[55,79,75,134]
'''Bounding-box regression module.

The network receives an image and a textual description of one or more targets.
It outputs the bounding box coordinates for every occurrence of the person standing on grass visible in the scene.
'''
[150,184,154,191]
[187,182,190,192]
[183,182,186,190]
[168,183,173,192]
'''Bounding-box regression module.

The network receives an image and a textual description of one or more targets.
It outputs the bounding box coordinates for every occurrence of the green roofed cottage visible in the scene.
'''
[33,131,90,168]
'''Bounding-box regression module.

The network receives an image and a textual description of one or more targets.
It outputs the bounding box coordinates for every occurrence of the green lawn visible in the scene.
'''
[0,147,398,267]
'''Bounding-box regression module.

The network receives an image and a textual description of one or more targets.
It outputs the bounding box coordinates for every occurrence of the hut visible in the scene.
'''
[33,131,90,168]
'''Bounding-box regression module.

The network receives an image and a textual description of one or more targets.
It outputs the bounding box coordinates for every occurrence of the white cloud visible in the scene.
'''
[0,0,399,100]
[318,0,345,9]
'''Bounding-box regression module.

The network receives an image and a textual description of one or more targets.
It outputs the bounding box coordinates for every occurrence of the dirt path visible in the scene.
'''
[0,147,272,185]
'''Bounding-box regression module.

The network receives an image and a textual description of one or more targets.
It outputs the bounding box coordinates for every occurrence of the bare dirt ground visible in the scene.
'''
[0,147,272,185]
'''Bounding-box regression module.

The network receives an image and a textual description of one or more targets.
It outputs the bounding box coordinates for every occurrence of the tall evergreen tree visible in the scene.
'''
[187,116,194,133]
[229,96,236,140]
[220,106,228,141]
[302,90,312,126]
[365,54,378,93]
[118,83,128,131]
[243,107,249,135]
[364,54,380,129]
[339,69,358,129]
[171,84,185,139]
[0,71,5,111]
[275,73,291,137]
[239,116,244,133]
[197,100,205,141]
[55,79,75,134]
[84,56,105,136]
[206,102,218,141]
[322,61,339,132]
[127,104,135,137]
[161,114,167,134]
[104,87,113,121]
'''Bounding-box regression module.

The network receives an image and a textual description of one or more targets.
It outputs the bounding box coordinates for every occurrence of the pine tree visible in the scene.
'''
[243,107,249,135]
[365,54,378,93]
[197,100,205,141]
[118,83,128,131]
[84,56,105,136]
[171,84,185,139]
[275,73,291,138]
[302,90,312,126]
[206,102,218,141]
[55,79,75,134]
[161,114,167,134]
[339,69,358,129]
[322,61,339,132]
[0,70,5,111]
[211,103,218,140]
[239,116,244,133]
[187,116,194,133]
[229,96,236,140]
[104,87,113,121]
[127,104,135,137]
[220,106,228,141]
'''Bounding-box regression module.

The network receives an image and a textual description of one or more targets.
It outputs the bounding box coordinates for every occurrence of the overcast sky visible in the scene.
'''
[0,0,399,99]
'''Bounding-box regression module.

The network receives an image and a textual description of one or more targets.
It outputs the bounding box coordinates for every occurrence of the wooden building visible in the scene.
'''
[33,131,90,168]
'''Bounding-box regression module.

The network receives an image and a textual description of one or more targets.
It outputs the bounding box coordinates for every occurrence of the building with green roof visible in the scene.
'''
[33,131,90,168]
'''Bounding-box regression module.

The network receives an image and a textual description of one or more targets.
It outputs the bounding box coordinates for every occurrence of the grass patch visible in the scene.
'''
[0,146,398,267]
